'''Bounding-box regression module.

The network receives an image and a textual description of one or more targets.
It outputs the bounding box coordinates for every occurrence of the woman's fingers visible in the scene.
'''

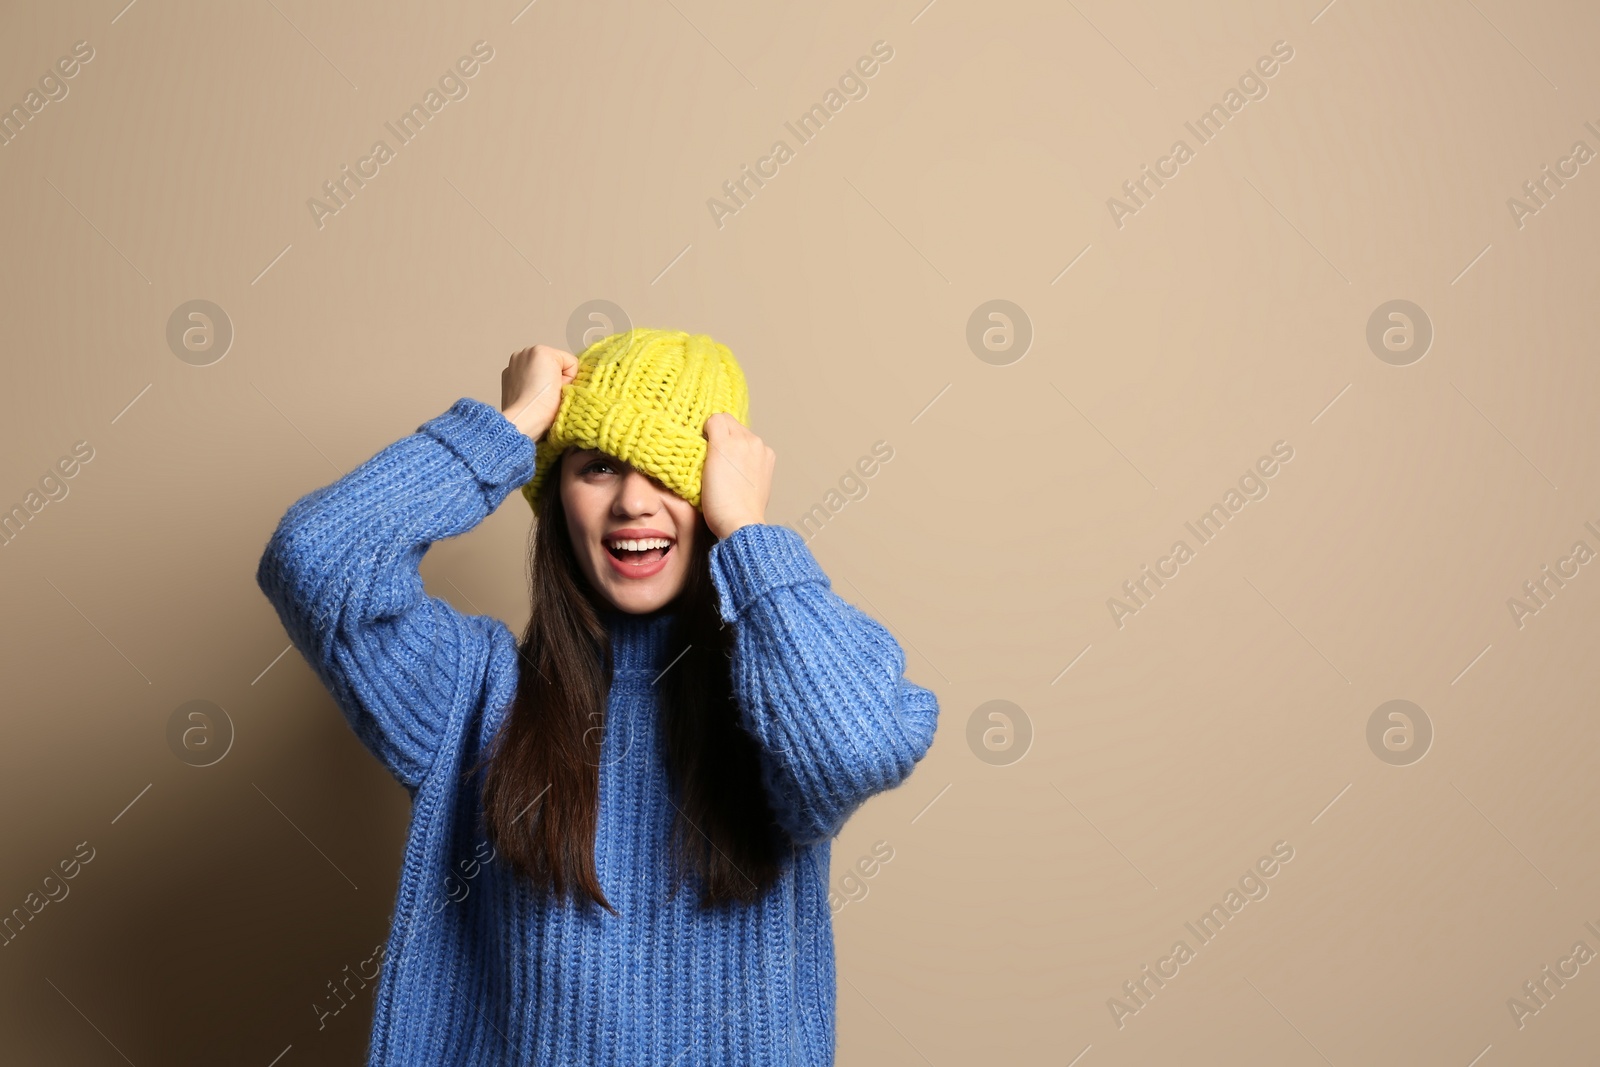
[701,413,774,538]
[501,344,576,441]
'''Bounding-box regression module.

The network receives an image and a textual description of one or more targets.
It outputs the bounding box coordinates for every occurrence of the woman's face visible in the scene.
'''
[559,447,699,614]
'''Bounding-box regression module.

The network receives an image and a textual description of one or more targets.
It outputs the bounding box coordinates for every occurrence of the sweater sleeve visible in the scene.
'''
[254,397,535,793]
[708,523,941,845]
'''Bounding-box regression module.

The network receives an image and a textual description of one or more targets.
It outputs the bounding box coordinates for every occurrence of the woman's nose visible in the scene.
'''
[614,469,661,514]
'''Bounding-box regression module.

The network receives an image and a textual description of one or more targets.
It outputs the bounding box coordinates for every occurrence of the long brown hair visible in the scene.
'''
[468,450,789,914]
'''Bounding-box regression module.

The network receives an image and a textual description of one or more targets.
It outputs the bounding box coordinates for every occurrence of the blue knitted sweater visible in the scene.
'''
[255,397,941,1065]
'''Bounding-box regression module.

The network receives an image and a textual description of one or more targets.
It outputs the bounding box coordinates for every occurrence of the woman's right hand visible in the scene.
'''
[501,344,579,441]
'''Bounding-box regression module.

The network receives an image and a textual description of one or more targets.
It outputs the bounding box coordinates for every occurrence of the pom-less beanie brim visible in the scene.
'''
[520,328,750,513]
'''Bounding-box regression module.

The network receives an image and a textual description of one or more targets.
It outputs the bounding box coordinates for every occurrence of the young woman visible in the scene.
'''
[255,328,941,1065]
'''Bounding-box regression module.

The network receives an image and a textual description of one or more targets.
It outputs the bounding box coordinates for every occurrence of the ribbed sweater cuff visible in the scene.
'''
[418,397,536,498]
[709,523,829,623]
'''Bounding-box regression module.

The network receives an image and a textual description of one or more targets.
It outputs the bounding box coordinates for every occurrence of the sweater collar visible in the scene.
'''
[600,604,681,674]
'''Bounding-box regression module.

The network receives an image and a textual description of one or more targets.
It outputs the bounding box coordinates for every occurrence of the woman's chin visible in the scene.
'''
[599,573,684,615]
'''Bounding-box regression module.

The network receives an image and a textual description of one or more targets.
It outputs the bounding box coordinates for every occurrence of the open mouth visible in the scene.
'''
[604,536,673,565]
[604,537,668,563]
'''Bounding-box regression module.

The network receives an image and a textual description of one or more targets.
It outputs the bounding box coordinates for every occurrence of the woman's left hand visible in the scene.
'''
[701,413,774,540]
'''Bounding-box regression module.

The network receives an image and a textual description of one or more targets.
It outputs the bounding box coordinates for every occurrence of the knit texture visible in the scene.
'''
[255,397,940,1065]
[520,328,749,514]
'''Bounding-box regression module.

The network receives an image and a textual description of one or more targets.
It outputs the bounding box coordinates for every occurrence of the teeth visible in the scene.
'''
[611,537,670,551]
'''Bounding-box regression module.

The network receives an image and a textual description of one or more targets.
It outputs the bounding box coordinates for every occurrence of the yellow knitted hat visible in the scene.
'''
[520,328,750,513]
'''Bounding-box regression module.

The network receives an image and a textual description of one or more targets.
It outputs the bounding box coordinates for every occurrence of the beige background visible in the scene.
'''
[2,0,1597,1062]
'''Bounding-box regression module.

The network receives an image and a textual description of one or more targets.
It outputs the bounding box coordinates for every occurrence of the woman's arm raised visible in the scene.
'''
[708,523,941,845]
[254,344,576,793]
[696,413,940,844]
[255,397,537,793]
